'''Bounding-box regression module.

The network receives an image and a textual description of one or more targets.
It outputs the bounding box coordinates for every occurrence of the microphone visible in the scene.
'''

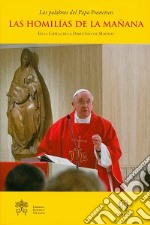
[67,115,79,169]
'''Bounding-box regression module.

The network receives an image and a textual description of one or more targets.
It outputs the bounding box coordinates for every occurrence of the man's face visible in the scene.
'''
[72,91,93,118]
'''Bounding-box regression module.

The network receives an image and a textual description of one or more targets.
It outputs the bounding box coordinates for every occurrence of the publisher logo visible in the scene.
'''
[15,199,28,215]
[14,199,46,216]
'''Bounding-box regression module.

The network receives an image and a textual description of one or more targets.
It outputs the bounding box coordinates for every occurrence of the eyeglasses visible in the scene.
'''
[74,99,92,105]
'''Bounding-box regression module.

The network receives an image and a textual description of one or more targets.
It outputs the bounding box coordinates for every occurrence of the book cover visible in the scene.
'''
[0,0,150,224]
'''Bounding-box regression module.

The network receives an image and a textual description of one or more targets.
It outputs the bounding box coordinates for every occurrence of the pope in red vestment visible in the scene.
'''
[37,89,123,191]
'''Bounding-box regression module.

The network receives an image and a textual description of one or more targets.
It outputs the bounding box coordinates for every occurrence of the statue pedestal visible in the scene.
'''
[13,148,36,161]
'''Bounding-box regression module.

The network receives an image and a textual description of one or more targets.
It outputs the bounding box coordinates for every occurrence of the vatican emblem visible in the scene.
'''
[15,199,28,215]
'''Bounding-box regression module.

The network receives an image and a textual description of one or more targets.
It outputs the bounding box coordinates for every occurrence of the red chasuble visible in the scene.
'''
[37,111,123,191]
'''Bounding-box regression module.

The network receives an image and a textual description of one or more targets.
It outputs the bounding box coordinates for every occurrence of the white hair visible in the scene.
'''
[73,89,93,100]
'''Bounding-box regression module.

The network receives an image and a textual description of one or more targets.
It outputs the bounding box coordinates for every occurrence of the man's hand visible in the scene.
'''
[92,134,102,151]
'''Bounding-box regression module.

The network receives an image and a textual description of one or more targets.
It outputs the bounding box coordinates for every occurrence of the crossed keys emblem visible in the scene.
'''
[15,199,28,215]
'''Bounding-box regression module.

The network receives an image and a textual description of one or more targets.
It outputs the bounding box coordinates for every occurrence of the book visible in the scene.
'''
[39,154,75,166]
[0,1,150,225]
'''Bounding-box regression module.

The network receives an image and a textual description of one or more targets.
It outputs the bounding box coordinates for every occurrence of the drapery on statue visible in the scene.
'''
[7,48,45,160]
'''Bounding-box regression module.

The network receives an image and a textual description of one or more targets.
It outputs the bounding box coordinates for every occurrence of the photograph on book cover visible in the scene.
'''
[0,0,150,224]
[0,43,150,174]
[0,44,150,225]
